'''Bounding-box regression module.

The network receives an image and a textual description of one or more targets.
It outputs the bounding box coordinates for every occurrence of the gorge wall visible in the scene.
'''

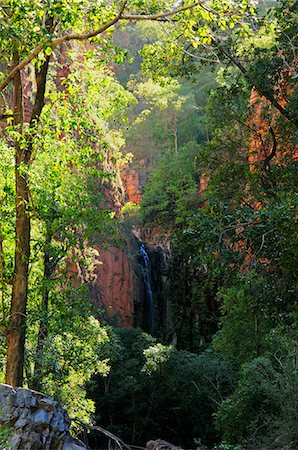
[90,231,143,328]
[88,161,173,334]
[89,225,173,335]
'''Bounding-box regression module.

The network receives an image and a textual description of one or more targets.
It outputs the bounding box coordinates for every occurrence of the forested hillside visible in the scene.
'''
[0,0,297,449]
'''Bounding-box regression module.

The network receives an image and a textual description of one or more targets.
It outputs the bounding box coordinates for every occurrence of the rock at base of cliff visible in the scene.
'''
[0,383,87,450]
[146,439,183,450]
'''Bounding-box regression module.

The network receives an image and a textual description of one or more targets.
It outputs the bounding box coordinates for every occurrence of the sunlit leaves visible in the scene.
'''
[142,343,174,374]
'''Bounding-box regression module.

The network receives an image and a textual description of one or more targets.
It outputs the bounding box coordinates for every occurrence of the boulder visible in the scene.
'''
[146,439,183,450]
[0,384,87,450]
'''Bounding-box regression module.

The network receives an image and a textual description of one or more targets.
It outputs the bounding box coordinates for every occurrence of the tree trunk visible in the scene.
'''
[5,53,50,387]
[5,151,31,387]
[5,52,28,387]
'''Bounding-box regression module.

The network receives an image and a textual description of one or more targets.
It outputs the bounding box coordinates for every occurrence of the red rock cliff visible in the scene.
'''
[121,167,142,205]
[91,244,136,327]
[248,88,298,169]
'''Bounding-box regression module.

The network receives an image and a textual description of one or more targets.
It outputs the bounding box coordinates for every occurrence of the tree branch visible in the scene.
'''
[121,2,201,21]
[73,418,133,450]
[215,42,298,128]
[0,1,200,94]
[263,126,277,171]
[203,375,223,403]
[0,43,44,94]
[53,0,129,43]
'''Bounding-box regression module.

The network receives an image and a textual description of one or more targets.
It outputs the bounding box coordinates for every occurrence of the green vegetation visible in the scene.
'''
[134,2,297,446]
[0,0,297,449]
[88,328,236,448]
[0,422,12,450]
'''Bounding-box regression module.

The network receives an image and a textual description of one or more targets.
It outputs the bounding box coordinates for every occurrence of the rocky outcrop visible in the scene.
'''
[121,168,142,205]
[91,244,137,327]
[248,88,298,169]
[0,384,86,450]
[146,439,183,450]
[133,227,170,257]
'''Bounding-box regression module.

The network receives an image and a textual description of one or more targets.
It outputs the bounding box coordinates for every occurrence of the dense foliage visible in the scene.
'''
[135,2,298,446]
[0,0,297,448]
[88,328,236,448]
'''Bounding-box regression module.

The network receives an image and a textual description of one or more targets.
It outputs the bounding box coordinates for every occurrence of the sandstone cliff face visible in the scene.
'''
[248,88,298,169]
[121,168,142,205]
[90,239,140,327]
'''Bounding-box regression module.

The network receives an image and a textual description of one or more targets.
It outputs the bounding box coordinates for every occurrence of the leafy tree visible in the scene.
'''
[141,0,298,128]
[0,0,232,389]
[141,144,199,226]
[216,324,298,448]
[88,327,236,448]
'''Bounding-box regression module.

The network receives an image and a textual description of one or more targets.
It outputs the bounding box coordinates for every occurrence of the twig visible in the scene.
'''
[255,228,275,256]
[203,374,223,402]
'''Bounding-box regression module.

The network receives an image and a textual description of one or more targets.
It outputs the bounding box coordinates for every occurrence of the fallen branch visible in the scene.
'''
[72,418,133,450]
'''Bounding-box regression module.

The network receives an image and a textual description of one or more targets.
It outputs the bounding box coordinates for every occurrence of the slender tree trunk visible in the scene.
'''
[5,52,28,387]
[5,53,50,387]
[5,149,31,387]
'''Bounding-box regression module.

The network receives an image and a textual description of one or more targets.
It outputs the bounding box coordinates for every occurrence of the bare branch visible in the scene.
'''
[263,126,277,171]
[73,418,133,450]
[193,379,221,406]
[255,228,275,257]
[203,375,223,402]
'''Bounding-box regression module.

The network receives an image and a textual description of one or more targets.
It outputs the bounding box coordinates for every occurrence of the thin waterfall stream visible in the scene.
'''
[140,243,155,335]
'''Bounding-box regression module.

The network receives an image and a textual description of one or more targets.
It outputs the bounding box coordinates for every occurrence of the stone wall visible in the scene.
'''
[0,384,86,450]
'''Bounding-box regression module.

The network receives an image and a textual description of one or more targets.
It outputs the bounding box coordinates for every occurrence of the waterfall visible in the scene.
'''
[140,243,155,335]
